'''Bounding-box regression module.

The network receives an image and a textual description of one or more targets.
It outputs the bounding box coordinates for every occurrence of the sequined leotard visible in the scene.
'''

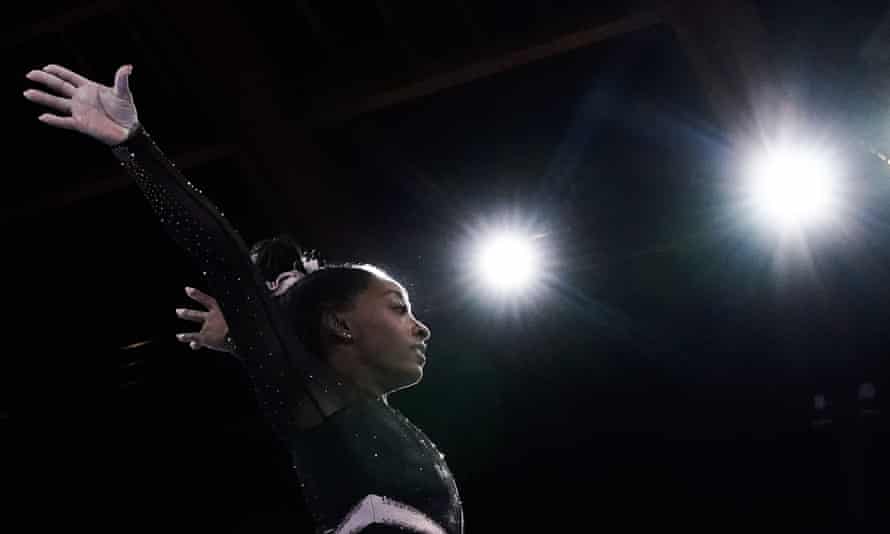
[112,126,463,534]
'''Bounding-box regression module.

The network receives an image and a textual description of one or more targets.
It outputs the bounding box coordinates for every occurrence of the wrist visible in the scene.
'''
[223,334,237,354]
[110,121,143,148]
[123,121,142,142]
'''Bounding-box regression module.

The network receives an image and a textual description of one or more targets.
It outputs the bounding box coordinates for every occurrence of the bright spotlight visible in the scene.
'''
[746,145,840,231]
[476,231,539,293]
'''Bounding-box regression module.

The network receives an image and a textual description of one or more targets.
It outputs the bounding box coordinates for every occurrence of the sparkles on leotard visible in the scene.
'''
[112,126,463,533]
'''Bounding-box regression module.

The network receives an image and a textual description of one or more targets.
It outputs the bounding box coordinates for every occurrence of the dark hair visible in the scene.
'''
[278,265,383,358]
[249,234,305,281]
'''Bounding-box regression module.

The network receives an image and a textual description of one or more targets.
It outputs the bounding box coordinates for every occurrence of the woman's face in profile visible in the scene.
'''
[343,275,431,393]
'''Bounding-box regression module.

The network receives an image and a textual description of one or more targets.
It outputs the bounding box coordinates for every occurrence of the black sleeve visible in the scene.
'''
[111,125,351,436]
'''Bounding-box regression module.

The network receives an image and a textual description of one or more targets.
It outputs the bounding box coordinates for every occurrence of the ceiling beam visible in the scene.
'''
[4,144,237,222]
[1,1,120,51]
[150,0,358,244]
[306,9,663,125]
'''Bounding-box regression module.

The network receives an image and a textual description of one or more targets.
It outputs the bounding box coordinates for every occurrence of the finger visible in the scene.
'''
[189,341,201,351]
[37,113,78,130]
[114,65,133,99]
[175,308,208,323]
[42,64,90,88]
[23,89,71,114]
[185,286,218,310]
[26,69,76,96]
[176,332,200,344]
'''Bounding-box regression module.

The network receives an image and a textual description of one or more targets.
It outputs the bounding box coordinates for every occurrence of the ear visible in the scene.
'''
[321,308,353,343]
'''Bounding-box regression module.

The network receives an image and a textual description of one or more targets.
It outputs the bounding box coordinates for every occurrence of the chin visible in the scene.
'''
[390,367,423,392]
[404,366,424,386]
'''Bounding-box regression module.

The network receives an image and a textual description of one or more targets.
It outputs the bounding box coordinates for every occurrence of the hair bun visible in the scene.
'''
[298,249,323,275]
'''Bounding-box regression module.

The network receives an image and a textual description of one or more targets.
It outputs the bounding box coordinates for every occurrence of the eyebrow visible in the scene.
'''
[382,289,406,300]
[382,289,412,308]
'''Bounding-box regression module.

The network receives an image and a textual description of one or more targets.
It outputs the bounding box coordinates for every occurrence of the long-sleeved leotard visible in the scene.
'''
[112,126,462,534]
[112,125,351,434]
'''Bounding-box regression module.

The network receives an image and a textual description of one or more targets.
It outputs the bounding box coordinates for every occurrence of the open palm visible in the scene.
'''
[24,64,138,146]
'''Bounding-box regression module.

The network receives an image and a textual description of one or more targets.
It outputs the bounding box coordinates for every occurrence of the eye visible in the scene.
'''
[392,304,409,314]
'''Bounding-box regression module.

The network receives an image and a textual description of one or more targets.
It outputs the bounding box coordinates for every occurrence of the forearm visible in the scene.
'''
[112,125,346,433]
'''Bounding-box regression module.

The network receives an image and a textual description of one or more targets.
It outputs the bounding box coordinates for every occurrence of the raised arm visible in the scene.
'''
[24,64,353,434]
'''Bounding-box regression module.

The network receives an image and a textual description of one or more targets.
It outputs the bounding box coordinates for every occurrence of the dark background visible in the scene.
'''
[3,1,889,531]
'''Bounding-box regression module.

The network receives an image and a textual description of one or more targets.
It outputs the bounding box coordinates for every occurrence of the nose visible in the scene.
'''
[413,318,431,342]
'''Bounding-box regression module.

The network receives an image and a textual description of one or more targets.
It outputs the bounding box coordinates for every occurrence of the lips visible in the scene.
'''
[412,344,427,363]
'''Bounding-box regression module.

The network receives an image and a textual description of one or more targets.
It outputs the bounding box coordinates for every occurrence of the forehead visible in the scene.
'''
[369,276,409,301]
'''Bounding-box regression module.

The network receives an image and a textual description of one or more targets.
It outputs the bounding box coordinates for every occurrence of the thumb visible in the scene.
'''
[114,64,133,98]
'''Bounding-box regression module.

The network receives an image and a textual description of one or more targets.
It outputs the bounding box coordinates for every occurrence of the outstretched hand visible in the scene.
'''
[176,286,234,353]
[23,64,138,146]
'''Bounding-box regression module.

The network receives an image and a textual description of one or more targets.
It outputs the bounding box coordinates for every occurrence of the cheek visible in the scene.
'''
[355,315,393,350]
[360,317,405,358]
